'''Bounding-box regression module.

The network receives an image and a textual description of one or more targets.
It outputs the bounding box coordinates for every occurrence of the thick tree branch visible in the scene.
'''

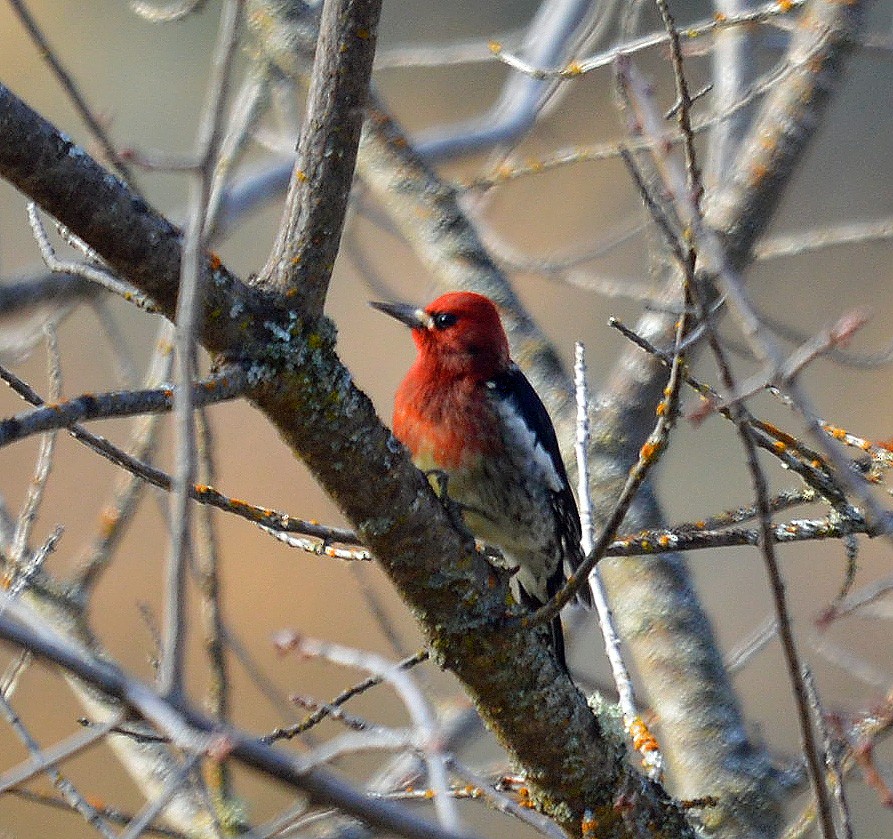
[0,66,693,839]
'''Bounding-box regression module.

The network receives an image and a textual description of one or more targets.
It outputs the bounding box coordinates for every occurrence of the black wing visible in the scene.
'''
[489,365,592,607]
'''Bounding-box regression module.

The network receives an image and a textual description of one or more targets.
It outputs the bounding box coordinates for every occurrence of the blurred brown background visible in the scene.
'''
[1,1,892,836]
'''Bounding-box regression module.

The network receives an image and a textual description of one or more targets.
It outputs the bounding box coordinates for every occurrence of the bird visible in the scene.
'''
[371,291,591,670]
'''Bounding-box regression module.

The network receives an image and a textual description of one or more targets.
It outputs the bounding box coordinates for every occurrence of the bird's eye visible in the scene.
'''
[432,312,458,329]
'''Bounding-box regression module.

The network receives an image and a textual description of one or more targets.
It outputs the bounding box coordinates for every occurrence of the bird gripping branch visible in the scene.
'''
[372,291,591,671]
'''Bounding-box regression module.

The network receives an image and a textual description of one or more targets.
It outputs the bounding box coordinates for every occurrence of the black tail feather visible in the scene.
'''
[551,614,567,672]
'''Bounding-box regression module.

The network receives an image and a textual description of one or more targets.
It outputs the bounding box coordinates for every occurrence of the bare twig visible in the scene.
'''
[573,343,661,780]
[10,325,62,565]
[26,203,156,311]
[7,0,139,187]
[263,649,429,741]
[0,368,248,448]
[160,0,245,701]
[0,595,480,839]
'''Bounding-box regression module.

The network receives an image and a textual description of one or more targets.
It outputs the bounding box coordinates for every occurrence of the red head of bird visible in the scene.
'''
[370,291,510,383]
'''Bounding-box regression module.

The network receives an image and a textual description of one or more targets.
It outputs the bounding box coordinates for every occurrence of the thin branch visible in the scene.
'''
[756,215,893,262]
[27,202,157,311]
[527,272,689,626]
[258,0,383,316]
[0,361,360,555]
[263,649,429,742]
[0,684,120,838]
[194,404,233,803]
[0,368,248,449]
[161,0,244,701]
[804,667,854,839]
[488,0,805,81]
[0,705,122,798]
[4,789,188,839]
[573,343,661,780]
[682,184,839,839]
[7,0,139,188]
[0,595,481,839]
[273,633,460,832]
[74,322,175,592]
[416,0,604,160]
[10,325,62,565]
[448,758,566,839]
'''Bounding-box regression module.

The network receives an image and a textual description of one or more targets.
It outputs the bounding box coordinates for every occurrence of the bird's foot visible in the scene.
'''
[423,469,475,536]
[424,469,451,501]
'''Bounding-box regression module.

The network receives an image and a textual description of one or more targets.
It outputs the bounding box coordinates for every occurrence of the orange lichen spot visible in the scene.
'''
[294,168,308,183]
[859,439,872,451]
[488,40,502,55]
[355,26,370,39]
[487,570,498,589]
[208,252,222,271]
[290,255,302,266]
[630,717,661,753]
[286,287,298,298]
[1,575,11,590]
[694,520,706,529]
[194,483,209,494]
[811,459,822,469]
[750,161,770,184]
[581,815,599,837]
[713,11,727,22]
[517,787,535,809]
[423,789,435,799]
[655,401,667,417]
[658,534,672,548]
[564,61,583,77]
[772,441,787,453]
[825,424,847,441]
[777,0,794,11]
[760,422,797,447]
[404,785,414,794]
[639,440,658,461]
[98,508,120,537]
[85,795,107,810]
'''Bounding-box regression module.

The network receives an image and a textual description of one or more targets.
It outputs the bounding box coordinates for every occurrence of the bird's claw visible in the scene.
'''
[423,469,474,534]
[424,469,451,501]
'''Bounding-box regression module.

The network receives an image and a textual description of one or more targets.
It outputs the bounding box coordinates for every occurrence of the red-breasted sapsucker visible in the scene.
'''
[372,291,591,670]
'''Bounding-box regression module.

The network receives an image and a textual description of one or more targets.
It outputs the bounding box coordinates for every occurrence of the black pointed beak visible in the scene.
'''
[370,300,431,329]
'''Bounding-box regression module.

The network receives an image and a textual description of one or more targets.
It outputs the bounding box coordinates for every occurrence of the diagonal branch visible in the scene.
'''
[0,596,478,839]
[0,46,695,839]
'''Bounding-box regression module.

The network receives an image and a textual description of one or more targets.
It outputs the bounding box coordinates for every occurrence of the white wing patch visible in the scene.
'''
[489,388,564,493]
